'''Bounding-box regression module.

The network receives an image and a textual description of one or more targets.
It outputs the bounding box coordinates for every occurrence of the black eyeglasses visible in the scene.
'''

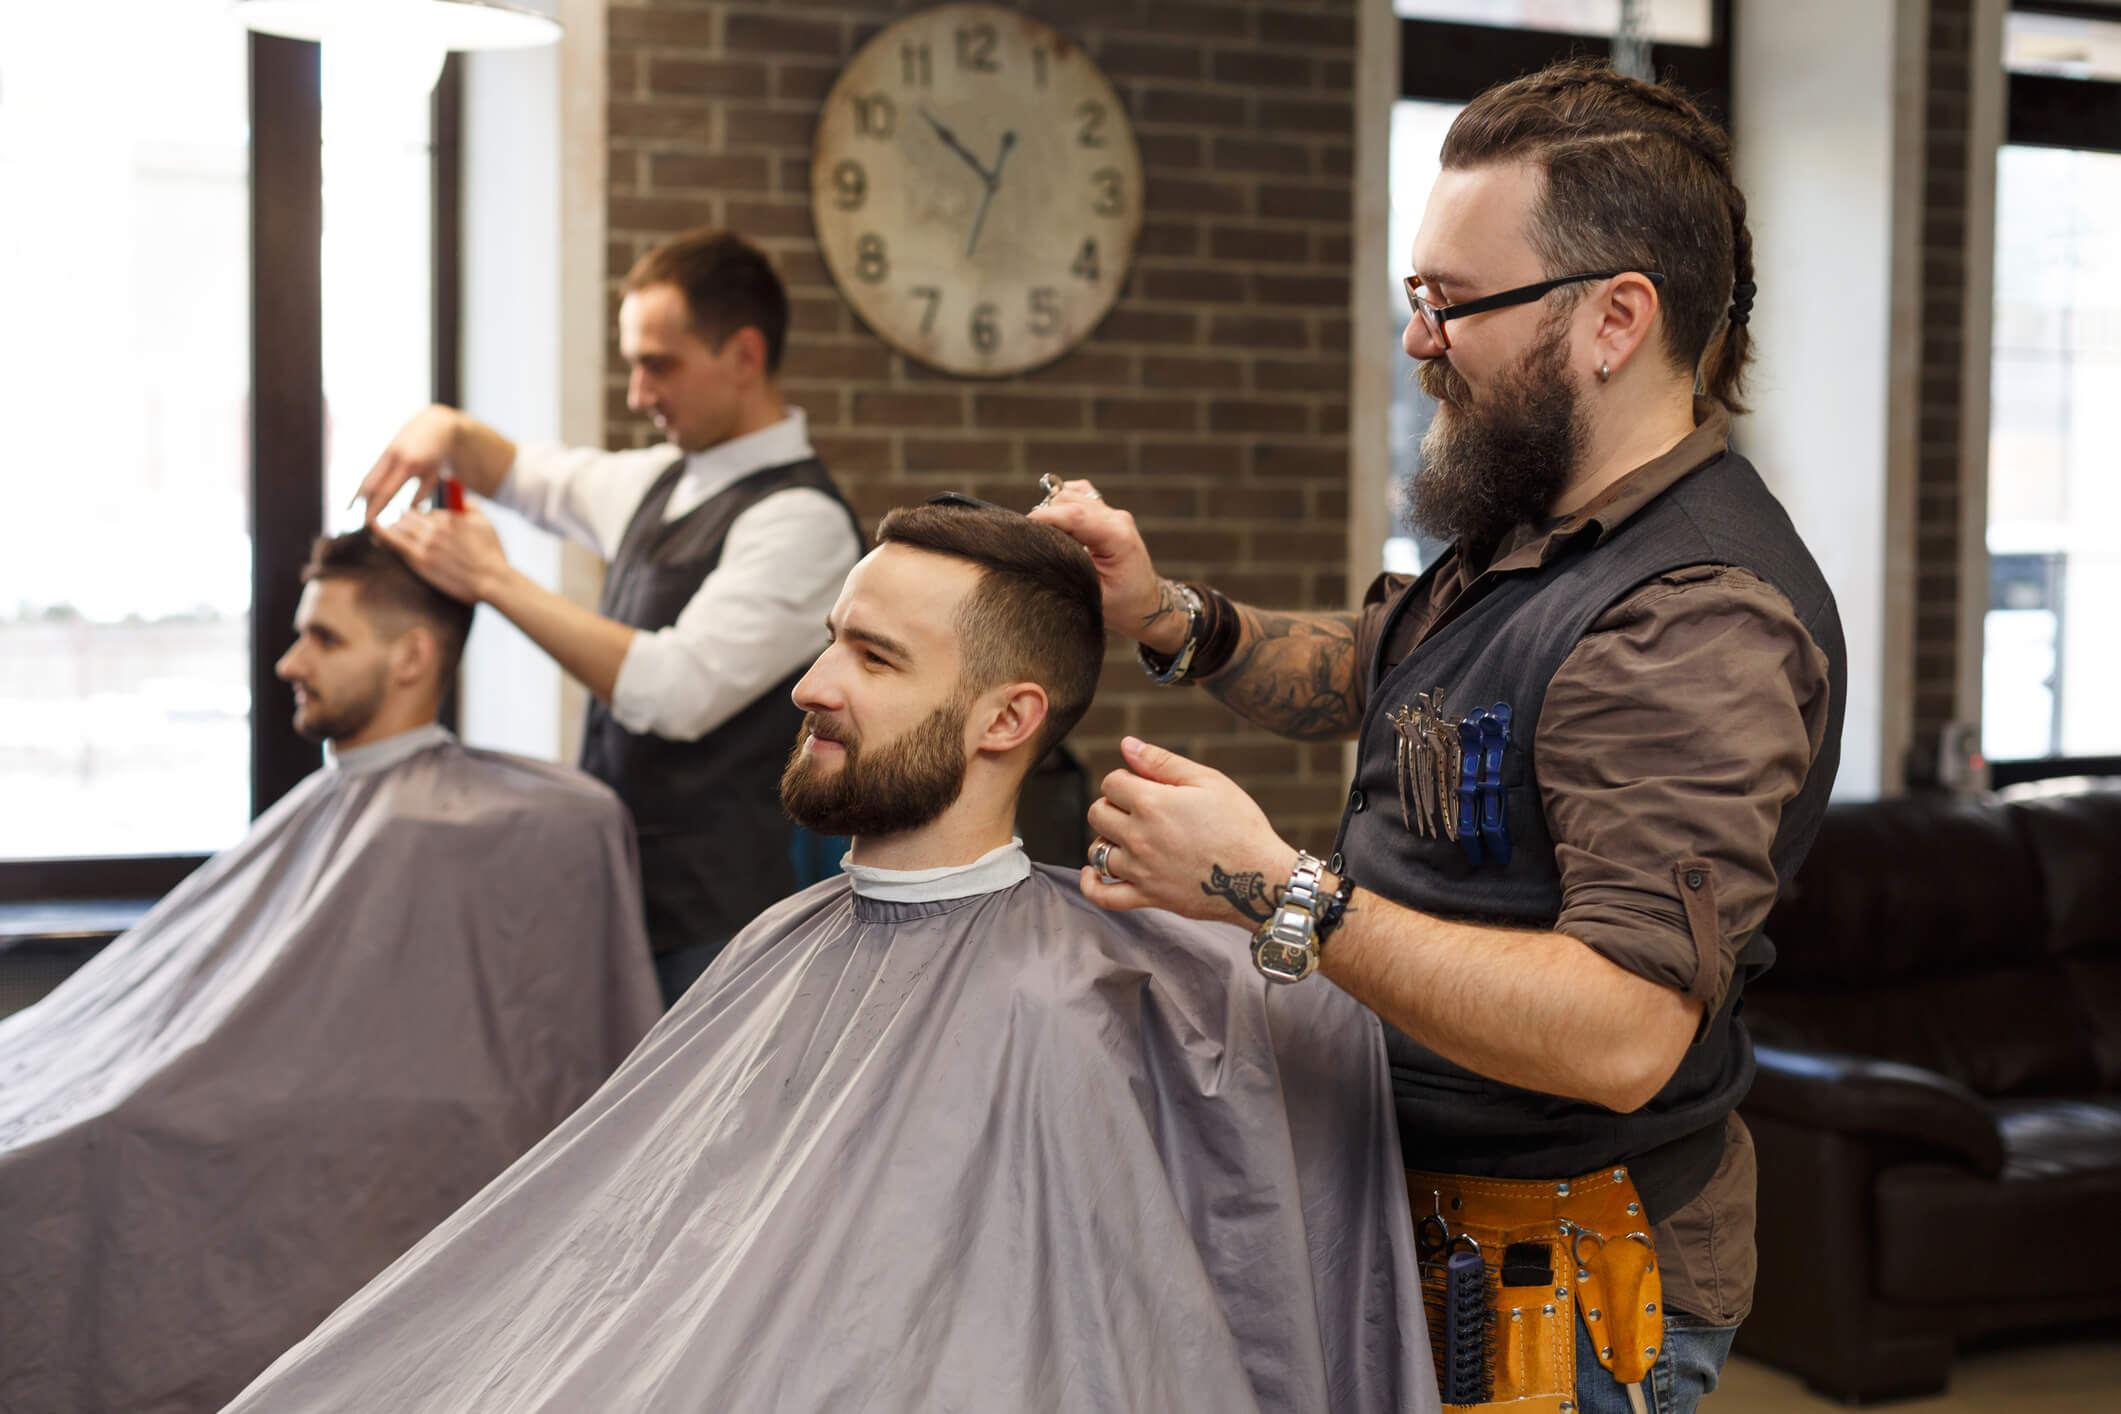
[1404,270,1665,351]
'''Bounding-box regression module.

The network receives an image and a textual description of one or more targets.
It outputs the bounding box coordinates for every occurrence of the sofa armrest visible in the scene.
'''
[1747,1044,2005,1177]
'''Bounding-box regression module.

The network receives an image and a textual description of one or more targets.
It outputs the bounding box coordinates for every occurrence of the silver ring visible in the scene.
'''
[1089,839,1114,876]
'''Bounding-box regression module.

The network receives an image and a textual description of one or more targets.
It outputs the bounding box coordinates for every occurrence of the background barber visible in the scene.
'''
[354,229,863,1006]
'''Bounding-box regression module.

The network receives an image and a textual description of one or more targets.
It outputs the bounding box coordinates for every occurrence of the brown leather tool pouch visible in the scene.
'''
[1408,1163,1665,1411]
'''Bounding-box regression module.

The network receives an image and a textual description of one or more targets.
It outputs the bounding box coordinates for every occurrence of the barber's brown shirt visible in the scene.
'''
[1353,404,1834,1323]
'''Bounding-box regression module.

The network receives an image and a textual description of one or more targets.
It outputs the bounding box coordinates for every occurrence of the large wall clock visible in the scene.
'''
[811,4,1143,378]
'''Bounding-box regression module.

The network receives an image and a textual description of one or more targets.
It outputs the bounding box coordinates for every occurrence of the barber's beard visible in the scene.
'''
[779,701,971,839]
[291,667,389,745]
[1406,319,1587,561]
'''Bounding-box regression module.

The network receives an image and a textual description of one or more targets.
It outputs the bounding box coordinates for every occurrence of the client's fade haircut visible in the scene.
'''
[302,531,476,682]
[875,504,1104,758]
[625,228,791,375]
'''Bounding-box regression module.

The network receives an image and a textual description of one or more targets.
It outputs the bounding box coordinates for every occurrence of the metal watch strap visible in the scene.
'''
[1252,851,1326,984]
[1136,582,1205,685]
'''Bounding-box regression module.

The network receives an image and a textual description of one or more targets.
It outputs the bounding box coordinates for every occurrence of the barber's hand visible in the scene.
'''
[1081,736,1300,927]
[1027,481,1178,652]
[354,405,461,525]
[373,503,508,605]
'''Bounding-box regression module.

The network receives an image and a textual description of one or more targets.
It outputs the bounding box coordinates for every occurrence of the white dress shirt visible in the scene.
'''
[491,409,862,742]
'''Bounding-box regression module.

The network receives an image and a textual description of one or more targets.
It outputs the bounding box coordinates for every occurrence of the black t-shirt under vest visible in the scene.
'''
[1329,449,1846,1207]
[580,456,861,958]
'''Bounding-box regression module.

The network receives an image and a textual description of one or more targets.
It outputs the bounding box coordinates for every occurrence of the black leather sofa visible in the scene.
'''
[1735,786,2121,1402]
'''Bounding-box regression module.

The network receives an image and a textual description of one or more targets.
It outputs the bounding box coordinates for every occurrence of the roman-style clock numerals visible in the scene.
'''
[812,4,1142,378]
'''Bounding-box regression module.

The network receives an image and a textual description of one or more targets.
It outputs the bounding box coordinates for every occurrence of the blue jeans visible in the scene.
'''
[1572,1309,1739,1414]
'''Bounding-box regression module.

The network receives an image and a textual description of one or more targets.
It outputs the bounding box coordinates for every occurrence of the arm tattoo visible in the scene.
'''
[1202,863,1280,925]
[1201,606,1360,741]
[1138,577,1181,630]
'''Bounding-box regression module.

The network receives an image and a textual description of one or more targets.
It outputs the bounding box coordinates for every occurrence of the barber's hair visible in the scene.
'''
[874,504,1104,757]
[624,228,790,374]
[301,530,475,683]
[1441,59,1755,413]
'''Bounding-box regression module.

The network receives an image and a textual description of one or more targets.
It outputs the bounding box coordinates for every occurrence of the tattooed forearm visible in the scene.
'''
[1202,863,1280,924]
[1139,577,1182,630]
[1200,605,1360,741]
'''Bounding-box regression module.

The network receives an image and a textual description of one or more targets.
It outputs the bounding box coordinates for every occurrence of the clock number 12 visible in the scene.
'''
[955,25,999,73]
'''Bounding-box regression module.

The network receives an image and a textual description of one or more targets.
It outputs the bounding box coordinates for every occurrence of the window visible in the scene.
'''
[322,47,439,528]
[0,1,252,859]
[0,11,458,895]
[1982,8,2121,762]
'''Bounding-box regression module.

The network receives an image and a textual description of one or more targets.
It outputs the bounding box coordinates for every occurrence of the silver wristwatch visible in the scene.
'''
[1136,581,1205,685]
[1251,852,1326,984]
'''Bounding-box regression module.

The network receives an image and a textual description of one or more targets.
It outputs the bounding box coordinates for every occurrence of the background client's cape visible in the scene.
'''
[228,864,1436,1414]
[0,728,663,1414]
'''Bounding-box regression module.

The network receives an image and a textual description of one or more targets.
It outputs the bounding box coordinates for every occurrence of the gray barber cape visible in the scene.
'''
[0,725,663,1414]
[226,853,1435,1414]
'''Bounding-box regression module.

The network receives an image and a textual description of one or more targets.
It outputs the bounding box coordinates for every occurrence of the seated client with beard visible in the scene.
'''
[0,531,660,1414]
[222,502,1435,1414]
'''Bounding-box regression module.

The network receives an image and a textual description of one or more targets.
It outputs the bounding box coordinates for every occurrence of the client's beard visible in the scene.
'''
[291,668,388,745]
[1406,319,1587,561]
[779,702,971,838]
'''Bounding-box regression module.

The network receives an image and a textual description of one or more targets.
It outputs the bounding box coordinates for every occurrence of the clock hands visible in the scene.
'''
[921,109,991,184]
[963,131,1015,258]
[921,108,1015,258]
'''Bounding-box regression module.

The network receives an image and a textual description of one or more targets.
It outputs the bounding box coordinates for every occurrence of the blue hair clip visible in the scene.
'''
[1456,714,1485,868]
[1477,704,1512,866]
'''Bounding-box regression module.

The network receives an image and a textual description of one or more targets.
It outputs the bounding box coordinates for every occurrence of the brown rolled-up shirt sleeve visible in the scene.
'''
[1537,564,1833,1028]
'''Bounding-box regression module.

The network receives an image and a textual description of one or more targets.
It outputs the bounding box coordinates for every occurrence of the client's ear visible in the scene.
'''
[387,625,441,689]
[972,682,1051,758]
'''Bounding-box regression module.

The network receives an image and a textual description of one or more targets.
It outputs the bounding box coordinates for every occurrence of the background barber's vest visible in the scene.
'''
[1331,450,1846,1204]
[580,456,861,958]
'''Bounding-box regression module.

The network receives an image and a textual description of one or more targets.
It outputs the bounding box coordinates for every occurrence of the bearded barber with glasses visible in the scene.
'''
[1034,59,1845,1414]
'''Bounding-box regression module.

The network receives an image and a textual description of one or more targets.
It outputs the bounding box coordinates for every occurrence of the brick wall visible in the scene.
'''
[605,0,1359,845]
[1910,0,1973,776]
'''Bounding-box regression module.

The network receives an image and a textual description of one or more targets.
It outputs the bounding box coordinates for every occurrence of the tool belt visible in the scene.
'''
[1410,1163,1665,1412]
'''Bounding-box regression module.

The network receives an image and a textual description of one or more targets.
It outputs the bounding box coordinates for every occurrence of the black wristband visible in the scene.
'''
[1187,583,1244,680]
[1316,873,1356,945]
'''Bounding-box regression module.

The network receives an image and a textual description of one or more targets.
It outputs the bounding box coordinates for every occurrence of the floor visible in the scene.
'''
[1710,1337,2121,1411]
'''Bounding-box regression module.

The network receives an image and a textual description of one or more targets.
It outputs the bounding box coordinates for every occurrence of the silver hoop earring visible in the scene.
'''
[1596,361,1610,384]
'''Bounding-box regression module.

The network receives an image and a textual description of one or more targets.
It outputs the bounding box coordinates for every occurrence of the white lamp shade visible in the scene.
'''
[232,0,561,51]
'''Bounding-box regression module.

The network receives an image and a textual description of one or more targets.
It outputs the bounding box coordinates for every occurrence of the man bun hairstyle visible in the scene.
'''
[1441,58,1756,413]
[302,530,476,683]
[625,228,791,375]
[874,504,1104,758]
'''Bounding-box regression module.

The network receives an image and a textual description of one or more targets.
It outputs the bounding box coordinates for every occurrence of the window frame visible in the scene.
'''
[2006,4,2121,153]
[1400,2,1733,121]
[0,36,463,905]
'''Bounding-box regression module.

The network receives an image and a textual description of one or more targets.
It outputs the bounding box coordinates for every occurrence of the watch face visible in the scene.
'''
[1253,934,1317,984]
[811,4,1143,378]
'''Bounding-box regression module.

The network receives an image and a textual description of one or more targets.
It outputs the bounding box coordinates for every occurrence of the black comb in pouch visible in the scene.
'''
[1440,1247,1490,1404]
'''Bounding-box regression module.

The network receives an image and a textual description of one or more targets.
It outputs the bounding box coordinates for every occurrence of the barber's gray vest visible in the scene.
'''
[1330,450,1845,1214]
[580,455,861,959]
